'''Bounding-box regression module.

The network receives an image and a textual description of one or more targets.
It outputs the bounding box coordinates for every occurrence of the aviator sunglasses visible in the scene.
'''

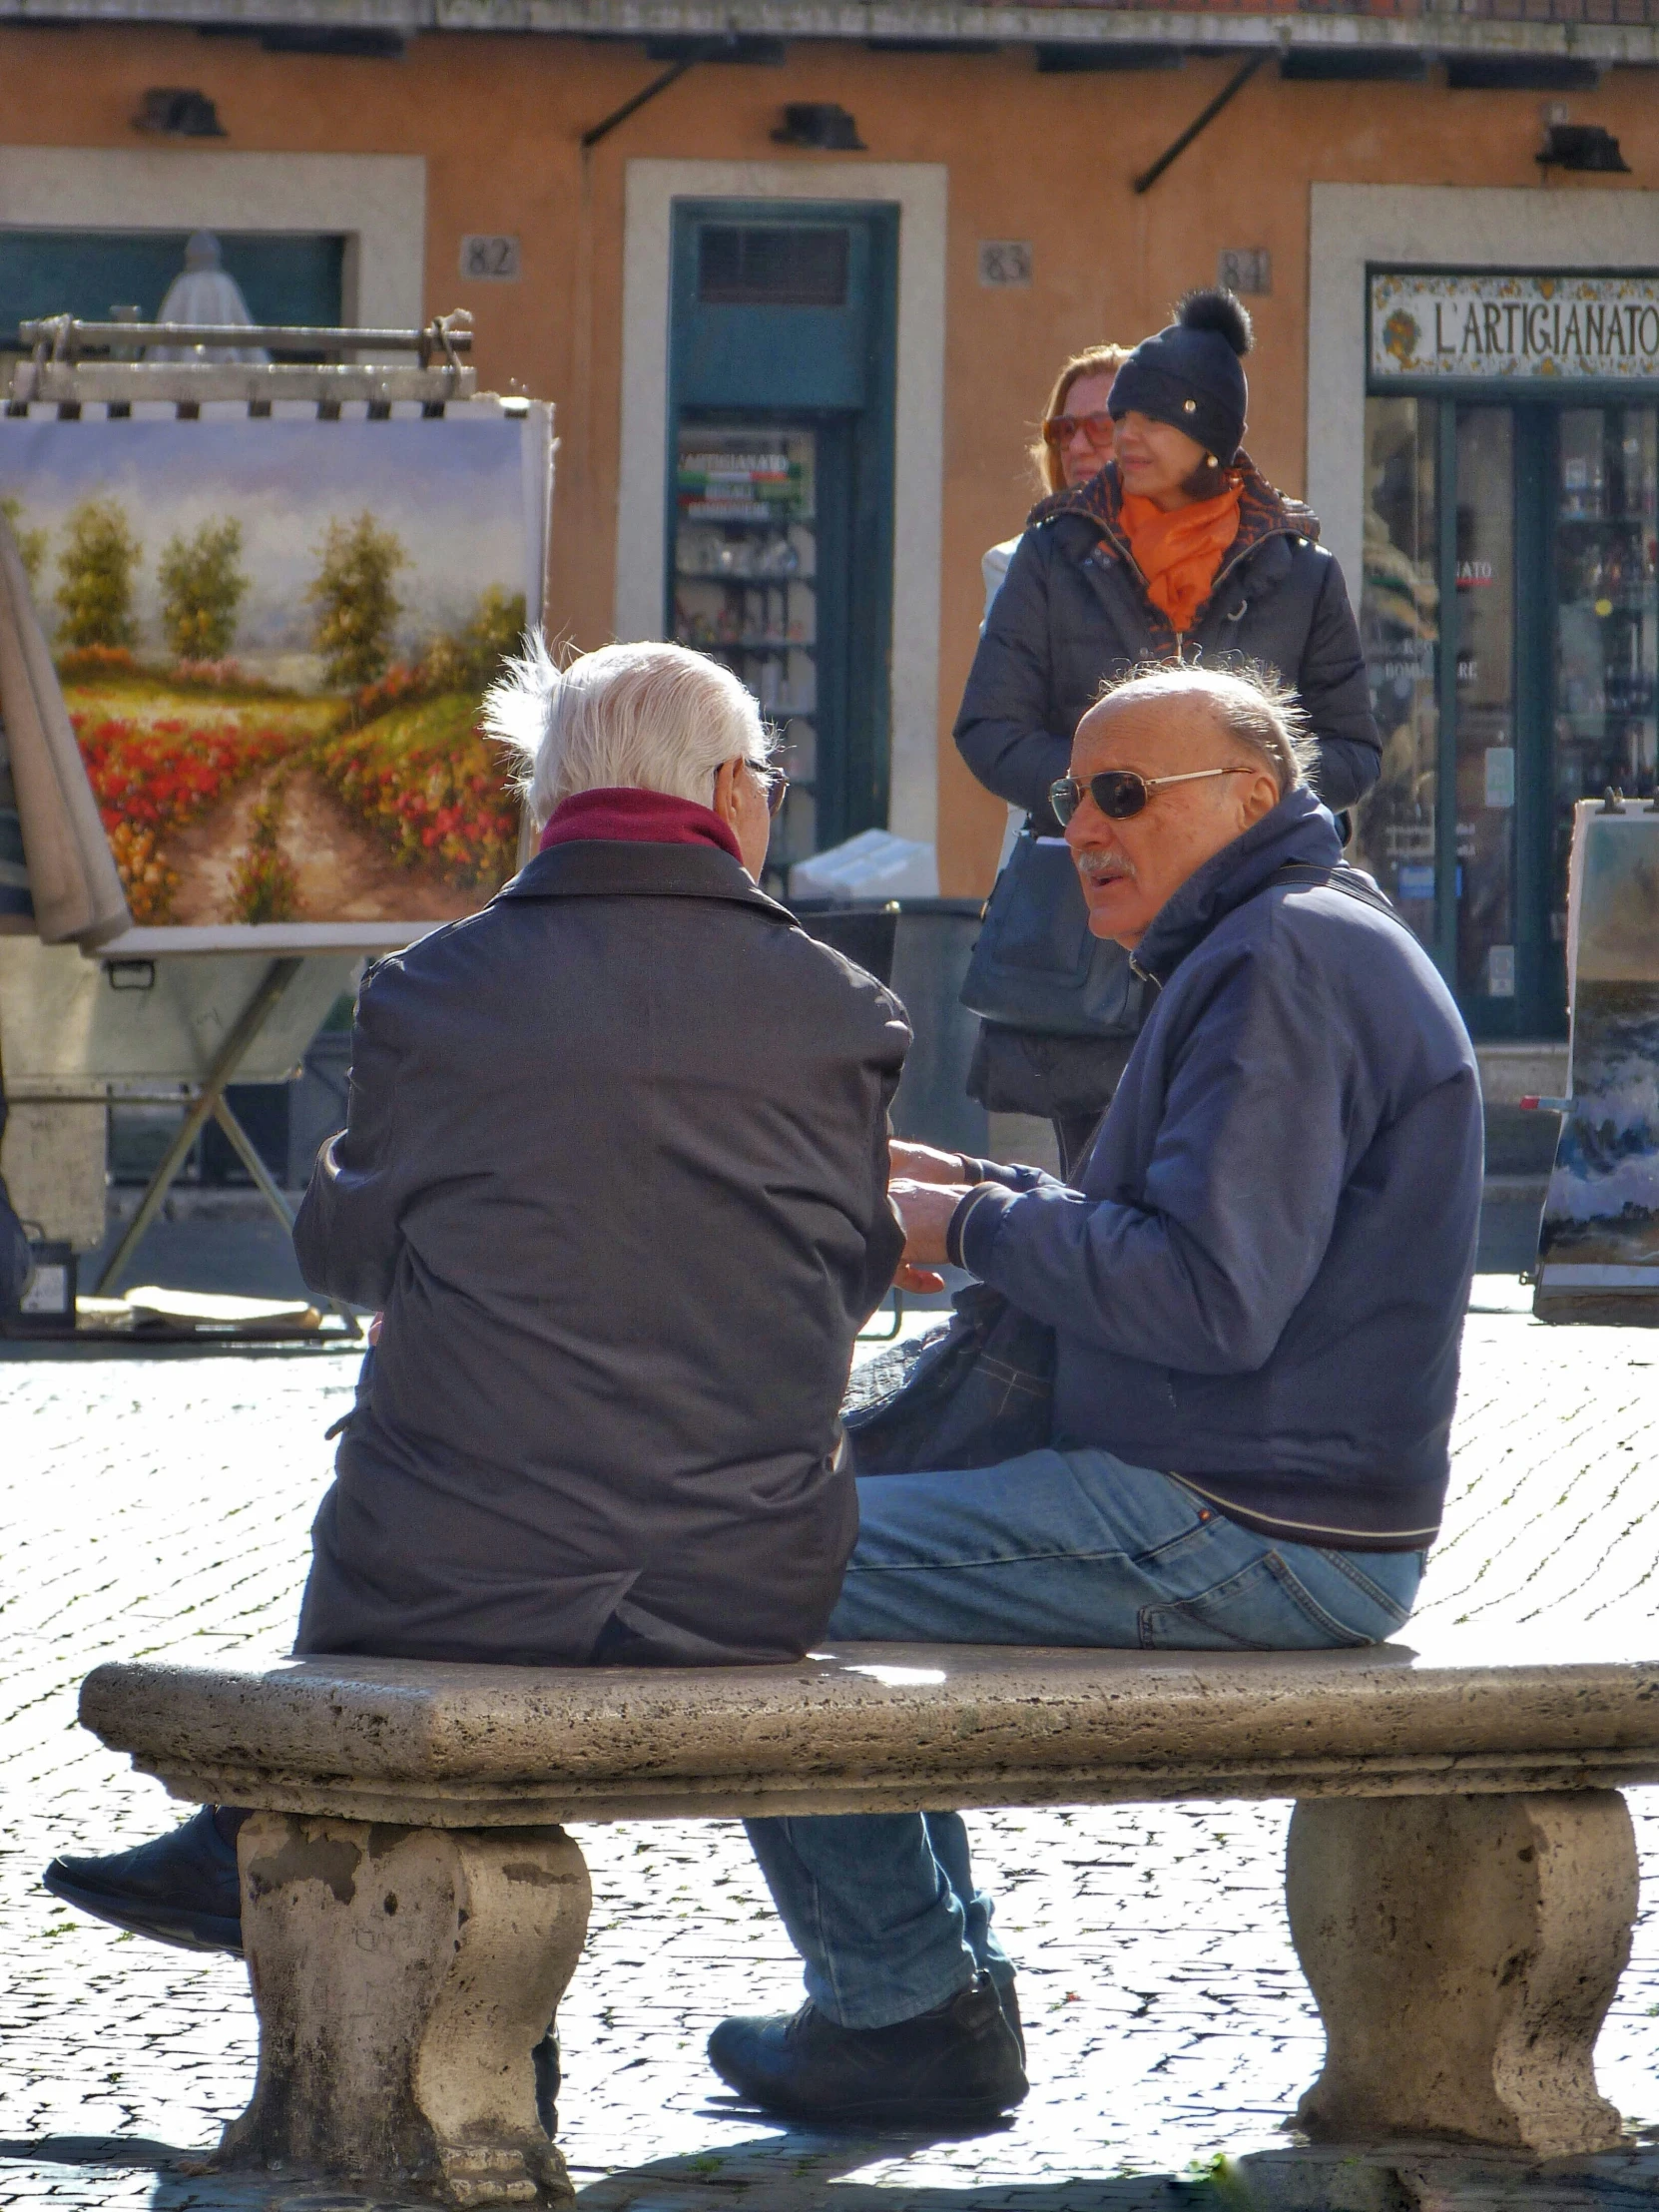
[1049,765,1251,827]
[1041,410,1115,450]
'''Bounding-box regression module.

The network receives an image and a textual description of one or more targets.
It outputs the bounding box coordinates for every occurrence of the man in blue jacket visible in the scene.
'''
[710,663,1483,2126]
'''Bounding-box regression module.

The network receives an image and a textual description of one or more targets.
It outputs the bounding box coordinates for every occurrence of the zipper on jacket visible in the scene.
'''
[1087,512,1303,649]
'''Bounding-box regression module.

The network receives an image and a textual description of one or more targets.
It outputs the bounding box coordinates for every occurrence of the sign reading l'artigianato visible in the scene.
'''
[1370,270,1659,382]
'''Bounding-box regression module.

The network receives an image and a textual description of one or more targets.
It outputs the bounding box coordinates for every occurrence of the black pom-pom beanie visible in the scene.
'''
[1108,288,1253,467]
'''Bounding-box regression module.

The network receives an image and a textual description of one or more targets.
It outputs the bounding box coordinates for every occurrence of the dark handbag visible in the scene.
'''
[842,1282,1055,1475]
[959,828,1144,1039]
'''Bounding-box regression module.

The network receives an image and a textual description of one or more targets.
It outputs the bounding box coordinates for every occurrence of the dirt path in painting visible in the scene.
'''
[165,773,273,926]
[278,768,483,923]
[166,763,492,927]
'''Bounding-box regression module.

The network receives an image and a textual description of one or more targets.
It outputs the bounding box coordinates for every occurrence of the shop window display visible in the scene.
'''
[1355,397,1439,951]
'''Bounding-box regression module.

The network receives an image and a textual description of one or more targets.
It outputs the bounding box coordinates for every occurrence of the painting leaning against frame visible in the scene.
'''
[1534,797,1659,1325]
[0,398,552,951]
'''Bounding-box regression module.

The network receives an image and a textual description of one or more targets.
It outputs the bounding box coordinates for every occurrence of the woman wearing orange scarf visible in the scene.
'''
[956,289,1379,1175]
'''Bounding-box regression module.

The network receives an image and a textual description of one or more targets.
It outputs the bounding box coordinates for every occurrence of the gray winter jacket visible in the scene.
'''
[954,458,1381,1121]
[291,837,909,1668]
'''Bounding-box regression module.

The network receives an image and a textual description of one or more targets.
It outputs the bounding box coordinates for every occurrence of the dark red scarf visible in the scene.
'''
[537,786,743,863]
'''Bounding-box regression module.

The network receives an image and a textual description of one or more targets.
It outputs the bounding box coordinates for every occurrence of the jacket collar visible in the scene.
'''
[497,838,797,922]
[1029,454,1320,651]
[1130,786,1345,987]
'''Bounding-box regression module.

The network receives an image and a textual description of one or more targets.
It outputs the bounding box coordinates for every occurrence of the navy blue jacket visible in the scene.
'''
[948,791,1482,1551]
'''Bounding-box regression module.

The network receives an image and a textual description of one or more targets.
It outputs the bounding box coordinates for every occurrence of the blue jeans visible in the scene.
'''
[745,1445,1423,2029]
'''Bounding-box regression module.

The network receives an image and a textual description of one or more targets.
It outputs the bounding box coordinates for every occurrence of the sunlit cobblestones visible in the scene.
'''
[1,1298,1655,2208]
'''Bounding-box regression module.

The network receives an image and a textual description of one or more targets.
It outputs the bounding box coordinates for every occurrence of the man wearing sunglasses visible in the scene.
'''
[714,663,1482,2128]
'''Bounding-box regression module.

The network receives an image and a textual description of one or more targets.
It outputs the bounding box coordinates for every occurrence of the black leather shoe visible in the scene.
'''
[995,1974,1025,2065]
[533,2030,560,2137]
[708,1972,1027,2124]
[43,1806,245,1955]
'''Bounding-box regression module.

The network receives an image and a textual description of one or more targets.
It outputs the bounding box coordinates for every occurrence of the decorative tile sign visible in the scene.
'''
[1371,270,1659,381]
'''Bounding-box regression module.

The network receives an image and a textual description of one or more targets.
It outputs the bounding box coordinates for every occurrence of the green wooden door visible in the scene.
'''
[667,202,897,882]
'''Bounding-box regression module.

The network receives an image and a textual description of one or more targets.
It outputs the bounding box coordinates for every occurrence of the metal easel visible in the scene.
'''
[92,957,322,1298]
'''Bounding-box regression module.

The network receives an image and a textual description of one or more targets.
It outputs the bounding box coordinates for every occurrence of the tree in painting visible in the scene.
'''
[159,517,250,661]
[0,494,48,595]
[57,498,141,650]
[462,584,528,686]
[307,513,407,691]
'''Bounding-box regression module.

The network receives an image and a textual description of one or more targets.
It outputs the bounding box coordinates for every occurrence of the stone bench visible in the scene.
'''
[77,1633,1659,2208]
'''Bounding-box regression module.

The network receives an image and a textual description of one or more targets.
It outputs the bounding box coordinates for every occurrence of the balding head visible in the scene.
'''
[1062,664,1306,947]
[1081,665,1316,793]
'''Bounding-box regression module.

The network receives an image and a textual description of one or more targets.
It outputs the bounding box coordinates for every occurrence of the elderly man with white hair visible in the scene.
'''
[708,662,1483,2127]
[43,639,910,1955]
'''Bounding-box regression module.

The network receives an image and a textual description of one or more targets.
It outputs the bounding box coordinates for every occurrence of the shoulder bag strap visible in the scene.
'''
[1272,860,1414,935]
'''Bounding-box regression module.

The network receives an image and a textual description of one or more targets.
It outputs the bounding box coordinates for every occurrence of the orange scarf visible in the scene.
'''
[1119,481,1244,634]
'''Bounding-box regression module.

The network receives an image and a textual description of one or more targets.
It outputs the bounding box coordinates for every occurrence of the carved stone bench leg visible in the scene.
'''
[219,1813,592,2208]
[1286,1791,1636,2157]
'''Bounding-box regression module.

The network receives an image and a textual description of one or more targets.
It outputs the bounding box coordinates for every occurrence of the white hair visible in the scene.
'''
[484,633,773,828]
[1093,662,1317,795]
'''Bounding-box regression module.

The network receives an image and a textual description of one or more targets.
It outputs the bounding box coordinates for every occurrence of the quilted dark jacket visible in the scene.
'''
[955,457,1381,833]
[954,458,1381,1122]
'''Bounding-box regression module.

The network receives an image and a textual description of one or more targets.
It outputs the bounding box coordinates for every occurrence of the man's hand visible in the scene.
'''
[890,1175,972,1277]
[889,1139,973,1186]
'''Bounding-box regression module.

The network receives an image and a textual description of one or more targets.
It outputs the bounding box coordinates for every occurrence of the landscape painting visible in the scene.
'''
[0,407,550,939]
[1535,803,1659,1315]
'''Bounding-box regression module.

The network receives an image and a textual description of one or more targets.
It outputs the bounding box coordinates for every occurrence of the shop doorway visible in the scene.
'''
[666,202,897,887]
[1359,395,1658,1037]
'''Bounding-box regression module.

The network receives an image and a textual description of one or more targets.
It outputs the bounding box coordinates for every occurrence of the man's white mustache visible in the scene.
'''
[1076,848,1136,883]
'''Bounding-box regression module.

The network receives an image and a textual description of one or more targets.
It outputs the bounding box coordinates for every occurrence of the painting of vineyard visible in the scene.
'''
[0,413,549,933]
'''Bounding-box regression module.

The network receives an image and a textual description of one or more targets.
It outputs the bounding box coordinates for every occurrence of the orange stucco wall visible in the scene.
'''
[4,27,1655,889]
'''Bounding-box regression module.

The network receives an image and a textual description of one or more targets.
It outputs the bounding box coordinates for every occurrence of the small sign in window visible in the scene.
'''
[459,236,521,282]
[978,242,1033,288]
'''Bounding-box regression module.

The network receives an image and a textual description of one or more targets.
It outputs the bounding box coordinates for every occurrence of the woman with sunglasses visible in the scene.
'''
[980,342,1132,619]
[955,289,1380,1176]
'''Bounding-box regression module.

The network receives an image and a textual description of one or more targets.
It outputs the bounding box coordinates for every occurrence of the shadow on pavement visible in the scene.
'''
[5,2125,1659,2212]
[0,2130,1213,2212]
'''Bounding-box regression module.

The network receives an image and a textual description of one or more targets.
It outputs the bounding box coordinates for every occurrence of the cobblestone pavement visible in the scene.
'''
[1,1284,1657,2211]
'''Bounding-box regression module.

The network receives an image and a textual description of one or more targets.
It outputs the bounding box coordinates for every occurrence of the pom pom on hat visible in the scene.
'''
[1175,287,1253,357]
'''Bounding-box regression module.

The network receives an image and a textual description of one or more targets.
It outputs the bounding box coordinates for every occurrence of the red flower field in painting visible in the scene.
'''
[73,714,295,921]
[310,694,520,889]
